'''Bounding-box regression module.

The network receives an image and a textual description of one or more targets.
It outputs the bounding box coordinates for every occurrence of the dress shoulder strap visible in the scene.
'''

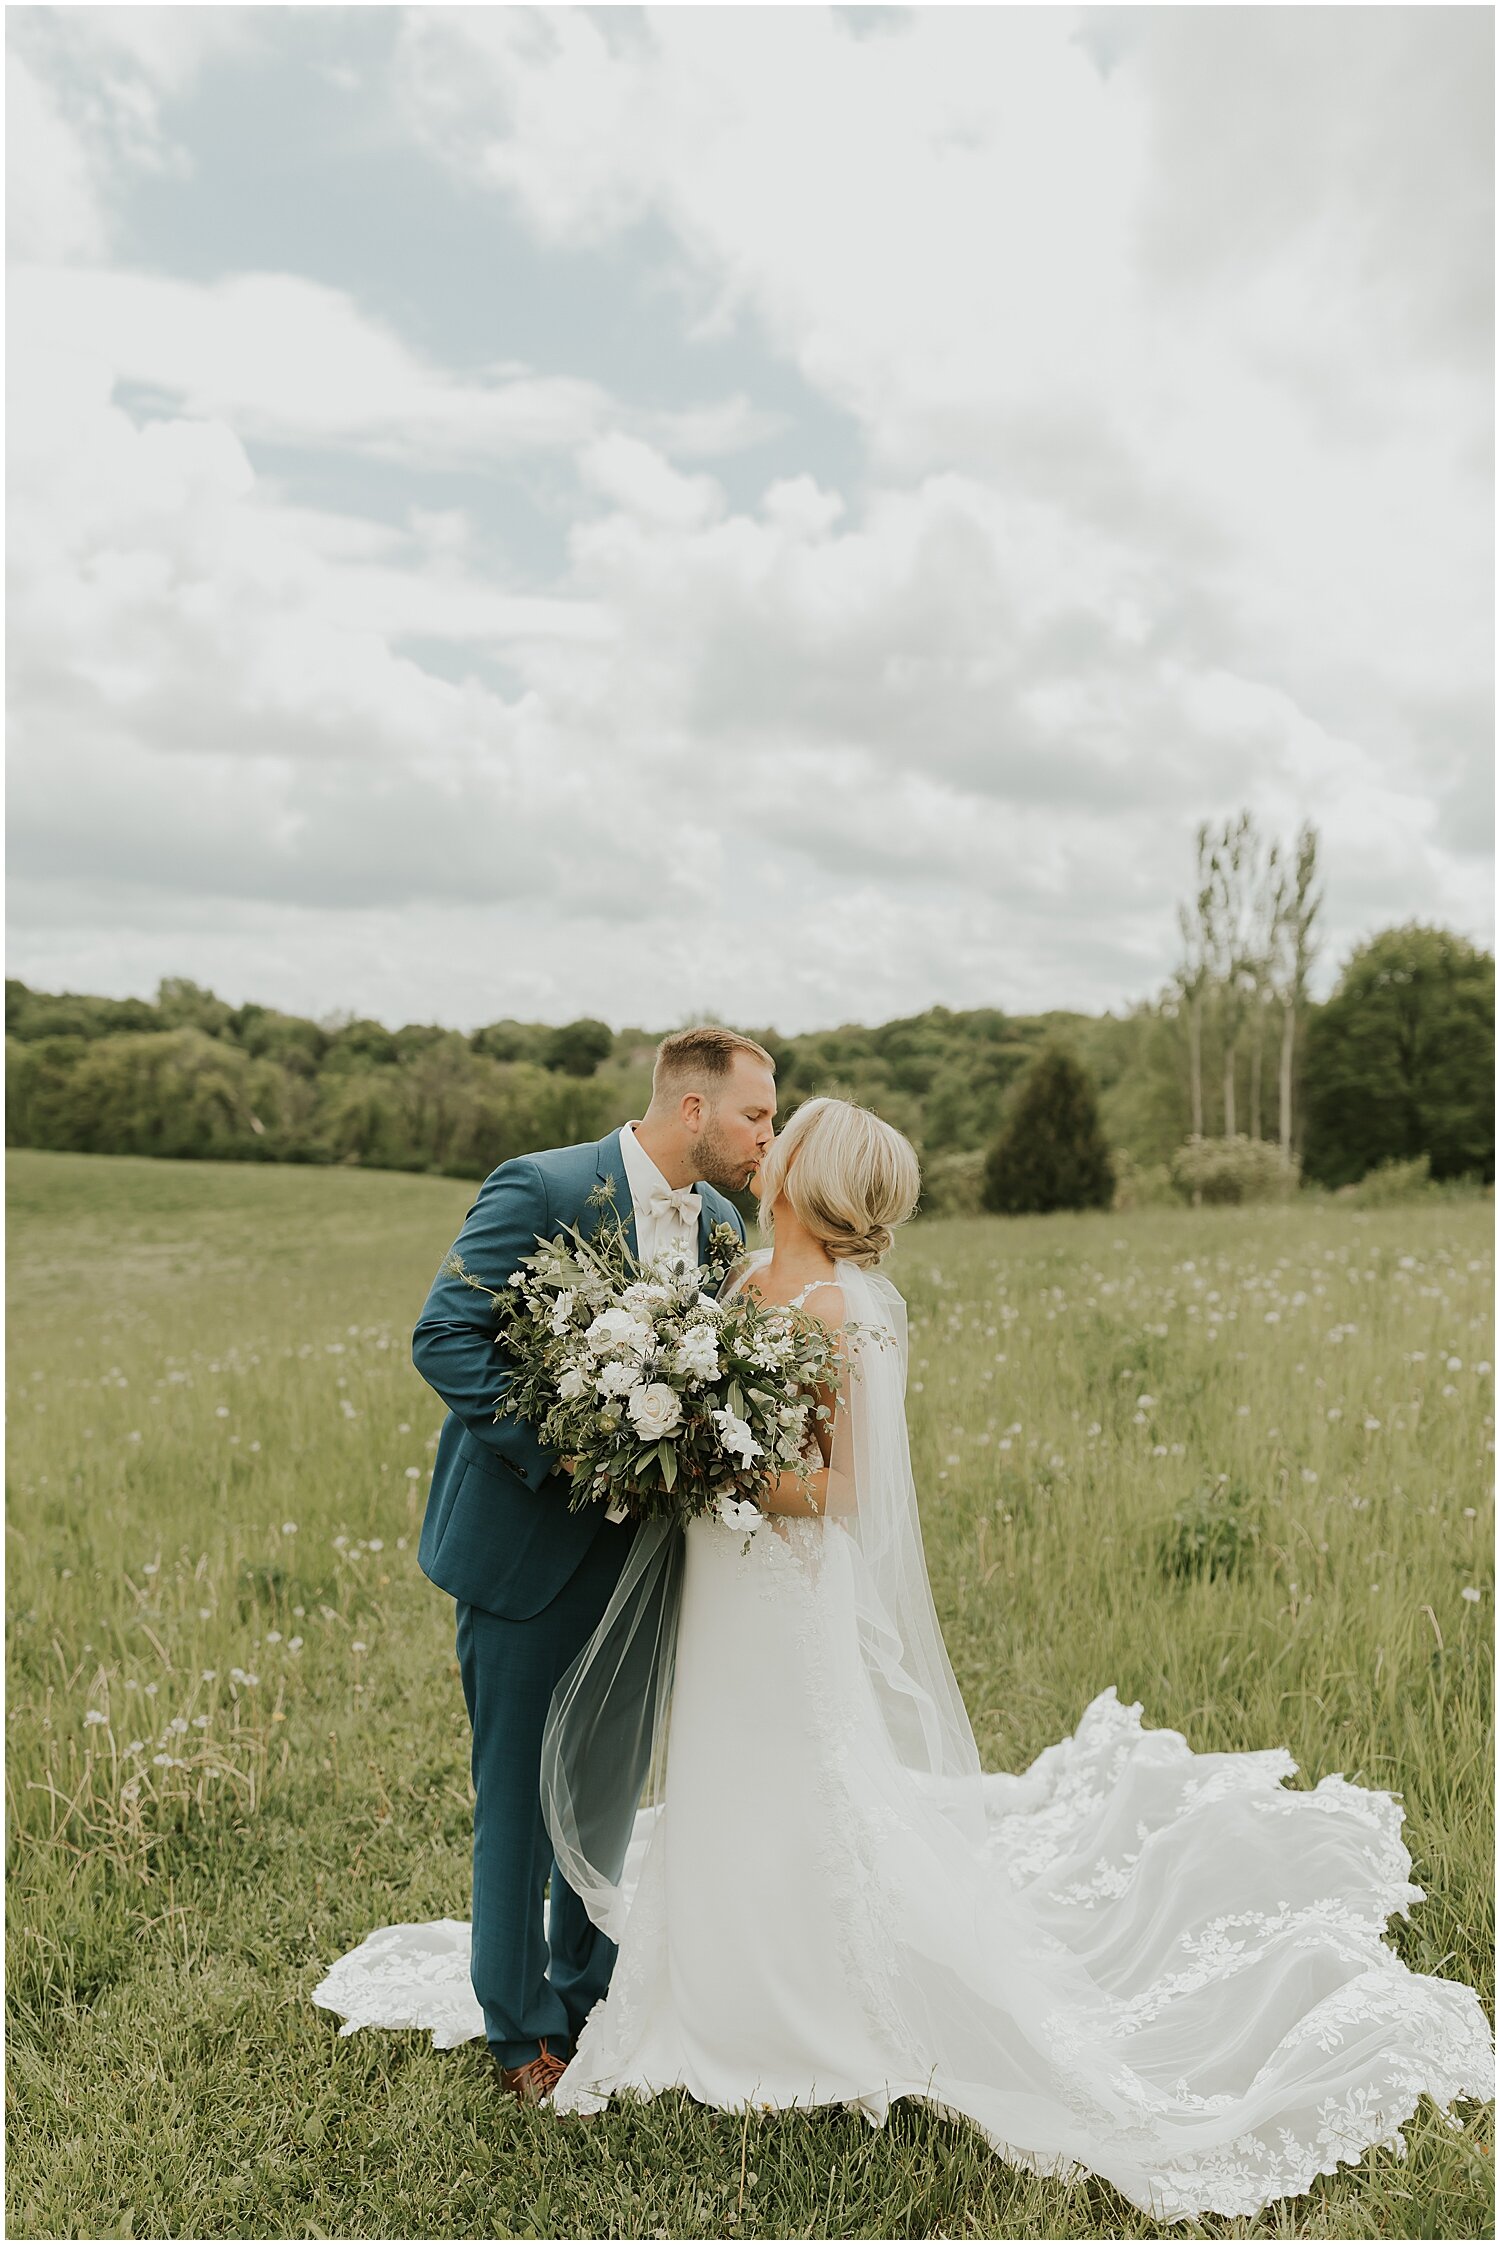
[788,1272,843,1311]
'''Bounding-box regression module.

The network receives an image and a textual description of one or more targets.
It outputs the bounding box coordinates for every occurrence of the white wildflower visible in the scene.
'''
[83,1709,107,1727]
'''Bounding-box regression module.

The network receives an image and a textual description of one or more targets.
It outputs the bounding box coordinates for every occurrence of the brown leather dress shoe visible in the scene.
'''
[494,2038,569,2107]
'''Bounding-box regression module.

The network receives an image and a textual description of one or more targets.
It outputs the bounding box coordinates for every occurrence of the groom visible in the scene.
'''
[412,1025,777,2103]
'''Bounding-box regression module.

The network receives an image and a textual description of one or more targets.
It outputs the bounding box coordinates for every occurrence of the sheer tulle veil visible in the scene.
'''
[540,1250,987,1938]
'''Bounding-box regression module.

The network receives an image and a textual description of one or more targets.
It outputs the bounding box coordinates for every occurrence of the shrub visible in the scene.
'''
[1170,1134,1300,1206]
[1158,1478,1263,1583]
[1338,1154,1436,1207]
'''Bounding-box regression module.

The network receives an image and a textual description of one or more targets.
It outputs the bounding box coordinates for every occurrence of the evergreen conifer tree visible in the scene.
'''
[982,1045,1115,1214]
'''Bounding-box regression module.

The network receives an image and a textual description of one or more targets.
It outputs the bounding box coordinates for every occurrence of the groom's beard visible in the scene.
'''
[692,1113,760,1197]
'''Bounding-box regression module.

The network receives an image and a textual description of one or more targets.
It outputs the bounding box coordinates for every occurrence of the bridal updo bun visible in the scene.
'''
[757,1097,921,1268]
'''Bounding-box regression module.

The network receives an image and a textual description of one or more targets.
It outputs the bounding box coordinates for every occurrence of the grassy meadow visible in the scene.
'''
[5,1147,1494,2241]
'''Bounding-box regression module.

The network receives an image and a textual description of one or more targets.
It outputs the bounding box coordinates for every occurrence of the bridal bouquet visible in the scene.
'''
[447,1188,841,1527]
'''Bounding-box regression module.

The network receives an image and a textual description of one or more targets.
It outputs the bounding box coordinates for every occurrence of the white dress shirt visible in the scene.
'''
[617,1123,701,1272]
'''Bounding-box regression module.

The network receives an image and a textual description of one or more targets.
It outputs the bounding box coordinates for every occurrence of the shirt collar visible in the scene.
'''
[618,1121,680,1209]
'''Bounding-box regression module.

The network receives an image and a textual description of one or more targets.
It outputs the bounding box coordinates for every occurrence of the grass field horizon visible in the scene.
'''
[6,1148,1494,2240]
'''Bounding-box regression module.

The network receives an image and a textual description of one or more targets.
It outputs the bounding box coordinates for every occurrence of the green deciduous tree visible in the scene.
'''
[543,1018,615,1077]
[1301,925,1494,1187]
[982,1046,1115,1215]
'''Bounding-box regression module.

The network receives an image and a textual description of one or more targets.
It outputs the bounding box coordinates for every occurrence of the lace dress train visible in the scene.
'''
[317,1507,1493,2223]
[544,1513,1493,2219]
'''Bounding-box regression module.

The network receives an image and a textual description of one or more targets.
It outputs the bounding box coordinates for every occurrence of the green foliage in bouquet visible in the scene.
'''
[447,1184,845,1526]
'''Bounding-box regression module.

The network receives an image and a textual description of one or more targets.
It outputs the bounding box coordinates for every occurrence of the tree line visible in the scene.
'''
[6,817,1492,1208]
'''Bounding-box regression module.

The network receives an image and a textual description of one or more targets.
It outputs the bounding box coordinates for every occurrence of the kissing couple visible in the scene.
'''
[316,1026,1493,2225]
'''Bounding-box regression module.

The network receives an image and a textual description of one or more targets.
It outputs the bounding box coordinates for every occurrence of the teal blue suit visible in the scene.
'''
[412,1130,745,2065]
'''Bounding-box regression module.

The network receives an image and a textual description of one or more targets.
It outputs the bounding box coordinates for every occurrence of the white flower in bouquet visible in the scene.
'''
[711,1406,762,1463]
[673,1325,721,1383]
[748,1332,793,1372]
[586,1307,653,1359]
[690,1295,724,1321]
[628,1383,683,1439]
[550,1291,578,1336]
[557,1364,590,1403]
[717,1495,763,1536]
[622,1279,673,1309]
[596,1359,644,1398]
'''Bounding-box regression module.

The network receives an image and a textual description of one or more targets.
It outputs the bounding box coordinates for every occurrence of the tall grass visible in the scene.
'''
[6,1150,1493,2240]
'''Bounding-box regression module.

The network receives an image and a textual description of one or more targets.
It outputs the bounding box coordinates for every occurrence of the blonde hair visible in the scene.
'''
[757,1097,921,1268]
[652,1025,776,1102]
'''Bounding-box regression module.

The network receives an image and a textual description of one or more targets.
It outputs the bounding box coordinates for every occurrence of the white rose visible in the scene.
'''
[628,1383,683,1439]
[557,1365,589,1403]
[711,1407,762,1463]
[586,1308,653,1359]
[717,1496,763,1536]
[673,1326,721,1383]
[596,1359,643,1398]
[622,1280,672,1309]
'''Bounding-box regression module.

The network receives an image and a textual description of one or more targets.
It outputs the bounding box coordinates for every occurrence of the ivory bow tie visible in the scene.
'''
[646,1186,702,1224]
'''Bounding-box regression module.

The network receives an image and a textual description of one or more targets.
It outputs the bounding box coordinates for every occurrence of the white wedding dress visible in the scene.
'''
[316,1256,1494,2223]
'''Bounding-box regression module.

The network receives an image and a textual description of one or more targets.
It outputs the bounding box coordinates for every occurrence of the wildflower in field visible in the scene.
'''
[404,1467,422,1481]
[352,1641,367,1654]
[281,1521,297,1536]
[1461,1587,1481,1604]
[266,1631,282,1644]
[1364,1416,1381,1431]
[84,1709,107,1726]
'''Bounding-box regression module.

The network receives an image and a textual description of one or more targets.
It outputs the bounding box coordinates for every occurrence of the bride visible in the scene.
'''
[317,1098,1494,2223]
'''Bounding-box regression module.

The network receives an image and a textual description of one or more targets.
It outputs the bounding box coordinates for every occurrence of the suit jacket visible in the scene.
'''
[413,1130,747,1618]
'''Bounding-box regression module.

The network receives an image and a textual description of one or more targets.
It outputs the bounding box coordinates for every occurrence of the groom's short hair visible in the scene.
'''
[653,1026,776,1101]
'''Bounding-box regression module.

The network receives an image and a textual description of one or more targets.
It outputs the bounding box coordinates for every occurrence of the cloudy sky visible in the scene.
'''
[7,4,1493,1035]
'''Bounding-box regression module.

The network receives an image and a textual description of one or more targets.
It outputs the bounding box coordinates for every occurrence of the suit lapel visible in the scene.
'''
[593,1130,639,1261]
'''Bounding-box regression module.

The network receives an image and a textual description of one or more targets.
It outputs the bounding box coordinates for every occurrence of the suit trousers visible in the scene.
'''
[455,1516,636,2068]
